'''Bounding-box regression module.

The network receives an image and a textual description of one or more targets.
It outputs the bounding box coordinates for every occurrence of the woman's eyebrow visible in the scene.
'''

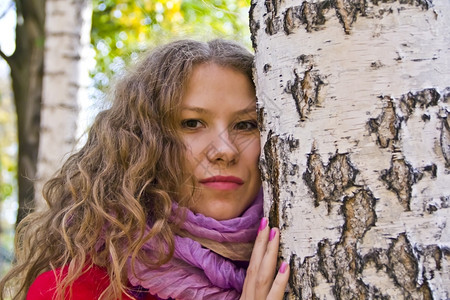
[180,106,257,115]
[180,106,209,113]
[236,107,257,115]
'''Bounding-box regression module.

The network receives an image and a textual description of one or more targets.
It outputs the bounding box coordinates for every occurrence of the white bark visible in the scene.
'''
[251,0,449,298]
[36,0,92,207]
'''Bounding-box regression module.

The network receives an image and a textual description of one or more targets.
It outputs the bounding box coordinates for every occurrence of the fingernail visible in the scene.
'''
[258,217,268,234]
[279,261,288,274]
[269,228,276,241]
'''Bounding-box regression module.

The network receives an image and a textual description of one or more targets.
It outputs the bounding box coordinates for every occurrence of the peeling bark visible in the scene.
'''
[368,97,399,148]
[399,88,440,121]
[334,0,366,34]
[381,157,418,211]
[285,61,325,121]
[262,131,281,228]
[303,152,358,211]
[332,189,376,299]
[284,2,332,34]
[264,0,283,35]
[387,234,433,299]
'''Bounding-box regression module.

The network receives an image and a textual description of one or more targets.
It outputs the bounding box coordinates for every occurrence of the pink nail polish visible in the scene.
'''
[258,217,268,234]
[279,261,288,274]
[269,228,276,241]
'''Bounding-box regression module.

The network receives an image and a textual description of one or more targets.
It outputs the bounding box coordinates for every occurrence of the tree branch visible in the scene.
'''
[0,48,12,67]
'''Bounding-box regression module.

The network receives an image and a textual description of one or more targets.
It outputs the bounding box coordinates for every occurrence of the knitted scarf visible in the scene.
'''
[127,189,263,300]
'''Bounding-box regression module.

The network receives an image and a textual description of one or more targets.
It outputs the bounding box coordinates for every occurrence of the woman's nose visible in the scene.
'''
[205,131,239,166]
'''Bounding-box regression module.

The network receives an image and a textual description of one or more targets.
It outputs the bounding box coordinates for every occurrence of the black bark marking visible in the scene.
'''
[440,113,450,167]
[368,96,399,148]
[397,0,431,10]
[367,88,446,209]
[334,0,366,34]
[289,188,377,299]
[262,131,280,228]
[280,200,292,231]
[265,0,282,15]
[278,141,299,224]
[284,2,332,34]
[278,0,431,35]
[362,237,440,299]
[381,157,420,211]
[370,60,384,69]
[277,135,301,183]
[303,151,358,212]
[249,1,260,50]
[283,6,301,35]
[318,239,336,283]
[387,233,433,299]
[333,244,370,298]
[286,135,300,151]
[331,189,377,299]
[296,253,320,299]
[296,54,315,65]
[288,253,302,298]
[286,67,325,122]
[420,245,443,276]
[421,164,437,178]
[399,88,440,121]
[290,252,327,299]
[443,88,450,103]
[257,105,265,132]
[439,196,449,209]
[421,113,431,122]
[265,14,282,35]
[264,0,283,35]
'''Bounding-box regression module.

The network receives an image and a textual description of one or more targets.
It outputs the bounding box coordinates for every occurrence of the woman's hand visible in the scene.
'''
[240,217,290,299]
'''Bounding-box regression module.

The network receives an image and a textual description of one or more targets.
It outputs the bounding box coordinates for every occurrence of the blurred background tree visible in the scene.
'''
[0,0,251,275]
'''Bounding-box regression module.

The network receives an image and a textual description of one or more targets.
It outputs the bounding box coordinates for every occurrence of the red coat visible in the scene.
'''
[27,265,158,300]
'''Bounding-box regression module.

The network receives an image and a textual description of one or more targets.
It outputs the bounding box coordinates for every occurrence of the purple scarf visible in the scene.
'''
[127,189,263,300]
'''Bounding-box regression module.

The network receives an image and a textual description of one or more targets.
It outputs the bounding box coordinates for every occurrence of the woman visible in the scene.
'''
[0,39,289,299]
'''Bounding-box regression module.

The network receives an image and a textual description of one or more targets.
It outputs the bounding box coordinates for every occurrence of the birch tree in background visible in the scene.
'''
[35,0,92,207]
[250,0,449,298]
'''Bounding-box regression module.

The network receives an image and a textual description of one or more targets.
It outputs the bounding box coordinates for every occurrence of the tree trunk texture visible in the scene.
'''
[0,0,46,226]
[250,0,449,299]
[35,0,92,207]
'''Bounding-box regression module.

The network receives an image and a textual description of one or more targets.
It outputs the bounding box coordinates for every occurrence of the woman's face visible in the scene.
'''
[179,63,261,220]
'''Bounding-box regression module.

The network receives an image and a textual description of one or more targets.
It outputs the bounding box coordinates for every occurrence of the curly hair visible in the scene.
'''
[0,39,254,300]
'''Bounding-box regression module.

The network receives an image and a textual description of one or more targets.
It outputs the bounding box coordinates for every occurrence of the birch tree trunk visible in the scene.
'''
[35,0,92,207]
[250,0,449,298]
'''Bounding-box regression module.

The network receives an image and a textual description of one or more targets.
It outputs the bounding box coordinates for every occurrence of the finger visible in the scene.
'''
[266,261,290,300]
[241,217,269,299]
[255,228,280,299]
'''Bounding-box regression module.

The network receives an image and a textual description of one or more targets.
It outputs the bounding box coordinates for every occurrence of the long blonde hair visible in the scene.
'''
[0,39,254,300]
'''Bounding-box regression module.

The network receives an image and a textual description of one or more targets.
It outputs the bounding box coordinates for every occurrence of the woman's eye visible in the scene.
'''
[181,119,202,129]
[235,120,258,131]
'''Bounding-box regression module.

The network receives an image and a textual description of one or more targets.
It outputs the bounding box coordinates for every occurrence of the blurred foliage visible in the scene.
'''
[91,0,251,91]
[0,77,16,205]
[0,70,16,275]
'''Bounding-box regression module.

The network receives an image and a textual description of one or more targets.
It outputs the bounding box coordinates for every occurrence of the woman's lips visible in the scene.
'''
[199,176,244,190]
